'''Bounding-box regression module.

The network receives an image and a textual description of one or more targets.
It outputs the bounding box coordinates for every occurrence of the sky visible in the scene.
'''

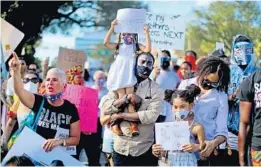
[35,0,212,62]
[34,0,261,64]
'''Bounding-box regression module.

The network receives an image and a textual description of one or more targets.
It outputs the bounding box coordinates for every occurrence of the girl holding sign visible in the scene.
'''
[152,84,205,166]
[103,19,151,136]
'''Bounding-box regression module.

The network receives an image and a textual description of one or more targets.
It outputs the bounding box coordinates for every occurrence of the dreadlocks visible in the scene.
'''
[196,56,230,93]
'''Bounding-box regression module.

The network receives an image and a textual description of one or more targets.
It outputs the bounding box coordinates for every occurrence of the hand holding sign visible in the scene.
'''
[111,19,118,29]
[152,144,164,157]
[144,24,150,35]
[114,8,146,34]
[155,122,190,151]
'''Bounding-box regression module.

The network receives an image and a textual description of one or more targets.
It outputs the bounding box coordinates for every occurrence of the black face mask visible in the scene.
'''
[160,60,170,70]
[136,65,152,80]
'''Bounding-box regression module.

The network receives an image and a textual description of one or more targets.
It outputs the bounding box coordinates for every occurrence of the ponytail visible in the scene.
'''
[164,84,201,104]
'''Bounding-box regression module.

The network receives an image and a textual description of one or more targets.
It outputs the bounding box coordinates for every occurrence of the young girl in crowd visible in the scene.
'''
[178,61,193,80]
[103,19,151,136]
[152,84,205,166]
[178,56,230,166]
[184,50,197,72]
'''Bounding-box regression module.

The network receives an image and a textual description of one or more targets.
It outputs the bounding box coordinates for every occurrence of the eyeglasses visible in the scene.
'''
[23,77,39,84]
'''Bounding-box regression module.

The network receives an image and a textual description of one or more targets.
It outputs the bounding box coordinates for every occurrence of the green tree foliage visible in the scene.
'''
[1,1,146,65]
[186,1,261,58]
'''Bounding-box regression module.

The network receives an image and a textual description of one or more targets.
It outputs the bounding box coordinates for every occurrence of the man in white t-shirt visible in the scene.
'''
[151,50,180,122]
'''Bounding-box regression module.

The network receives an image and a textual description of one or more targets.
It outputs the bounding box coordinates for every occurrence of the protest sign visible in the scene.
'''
[2,127,84,166]
[139,12,186,50]
[155,121,190,151]
[216,42,225,51]
[1,18,25,63]
[114,8,146,34]
[56,47,86,74]
[62,84,98,133]
[55,127,76,155]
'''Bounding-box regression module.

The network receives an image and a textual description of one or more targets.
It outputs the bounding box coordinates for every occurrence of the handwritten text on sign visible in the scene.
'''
[139,13,186,50]
[114,8,146,34]
[57,47,86,74]
[155,122,190,151]
[62,85,98,133]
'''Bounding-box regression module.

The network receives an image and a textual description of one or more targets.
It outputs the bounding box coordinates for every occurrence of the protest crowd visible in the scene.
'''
[1,7,261,167]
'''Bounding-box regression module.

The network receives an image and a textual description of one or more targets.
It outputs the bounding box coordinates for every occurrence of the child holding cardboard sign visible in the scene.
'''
[152,84,206,166]
[103,19,151,136]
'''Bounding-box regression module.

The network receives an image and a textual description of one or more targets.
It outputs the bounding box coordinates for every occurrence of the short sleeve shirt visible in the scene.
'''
[32,94,79,139]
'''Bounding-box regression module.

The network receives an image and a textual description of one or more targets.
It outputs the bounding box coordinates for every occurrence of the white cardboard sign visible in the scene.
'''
[2,127,83,166]
[155,121,190,151]
[114,8,146,34]
[0,18,24,63]
[139,12,186,50]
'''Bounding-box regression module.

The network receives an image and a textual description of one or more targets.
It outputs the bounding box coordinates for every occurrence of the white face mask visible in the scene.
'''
[175,110,190,120]
[24,81,38,93]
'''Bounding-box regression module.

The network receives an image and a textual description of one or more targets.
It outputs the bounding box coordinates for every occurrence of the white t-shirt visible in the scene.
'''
[155,69,180,116]
[6,77,14,96]
[219,132,238,150]
[156,69,180,90]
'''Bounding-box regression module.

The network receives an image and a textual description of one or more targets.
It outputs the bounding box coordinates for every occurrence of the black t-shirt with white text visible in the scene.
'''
[32,94,79,139]
[239,69,261,150]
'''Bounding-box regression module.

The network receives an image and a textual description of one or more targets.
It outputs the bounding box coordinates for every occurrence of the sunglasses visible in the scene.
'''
[202,79,219,88]
[23,77,39,84]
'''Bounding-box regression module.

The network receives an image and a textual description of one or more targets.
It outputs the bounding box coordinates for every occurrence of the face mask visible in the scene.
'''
[160,57,170,70]
[233,42,253,65]
[45,91,64,102]
[97,79,105,87]
[24,81,38,93]
[136,65,152,78]
[175,110,190,120]
[122,35,134,45]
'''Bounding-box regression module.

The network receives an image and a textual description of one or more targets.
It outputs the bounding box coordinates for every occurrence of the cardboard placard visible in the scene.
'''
[62,84,98,133]
[1,18,25,63]
[56,47,86,74]
[155,121,190,151]
[139,12,186,50]
[114,8,146,34]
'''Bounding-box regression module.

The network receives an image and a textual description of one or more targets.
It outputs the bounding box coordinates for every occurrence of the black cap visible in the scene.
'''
[212,49,227,58]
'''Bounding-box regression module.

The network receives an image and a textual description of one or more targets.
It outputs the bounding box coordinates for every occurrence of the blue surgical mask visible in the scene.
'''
[45,91,63,102]
[97,79,105,87]
[24,81,38,93]
[175,110,190,120]
[160,57,170,69]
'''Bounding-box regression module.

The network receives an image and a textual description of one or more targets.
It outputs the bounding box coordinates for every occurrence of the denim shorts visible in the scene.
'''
[102,138,114,154]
